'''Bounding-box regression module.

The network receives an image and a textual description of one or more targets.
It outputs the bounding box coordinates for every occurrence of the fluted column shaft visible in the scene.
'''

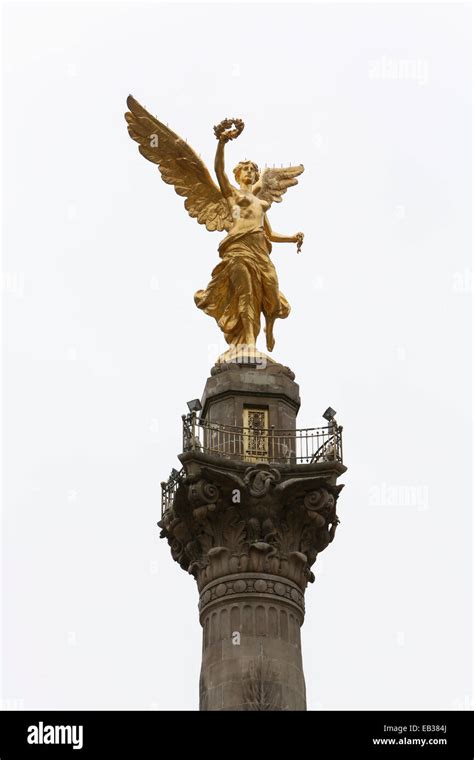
[199,573,305,710]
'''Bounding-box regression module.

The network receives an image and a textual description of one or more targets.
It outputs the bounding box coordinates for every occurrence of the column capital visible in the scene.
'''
[159,455,344,591]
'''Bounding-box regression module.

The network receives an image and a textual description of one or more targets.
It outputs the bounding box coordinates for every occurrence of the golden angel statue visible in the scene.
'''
[125,95,304,353]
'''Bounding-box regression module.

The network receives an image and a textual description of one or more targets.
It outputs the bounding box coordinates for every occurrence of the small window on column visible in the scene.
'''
[243,407,269,462]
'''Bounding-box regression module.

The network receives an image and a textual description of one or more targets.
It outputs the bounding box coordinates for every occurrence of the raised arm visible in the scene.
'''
[214,139,234,199]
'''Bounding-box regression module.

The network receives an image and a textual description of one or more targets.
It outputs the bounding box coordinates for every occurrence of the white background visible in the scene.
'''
[2,1,472,710]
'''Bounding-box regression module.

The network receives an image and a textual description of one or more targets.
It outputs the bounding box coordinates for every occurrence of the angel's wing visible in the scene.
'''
[253,165,304,206]
[125,95,233,232]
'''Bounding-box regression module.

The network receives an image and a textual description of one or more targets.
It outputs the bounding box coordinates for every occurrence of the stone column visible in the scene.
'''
[199,573,306,710]
[159,358,346,711]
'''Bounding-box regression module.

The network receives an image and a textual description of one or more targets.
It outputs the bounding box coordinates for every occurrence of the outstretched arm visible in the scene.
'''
[214,139,233,199]
[264,214,303,245]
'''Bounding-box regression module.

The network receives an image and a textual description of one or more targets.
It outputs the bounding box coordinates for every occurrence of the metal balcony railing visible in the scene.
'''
[160,414,343,516]
[160,467,184,515]
[181,413,343,466]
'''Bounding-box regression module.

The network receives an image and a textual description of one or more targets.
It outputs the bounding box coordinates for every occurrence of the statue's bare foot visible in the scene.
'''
[264,322,275,352]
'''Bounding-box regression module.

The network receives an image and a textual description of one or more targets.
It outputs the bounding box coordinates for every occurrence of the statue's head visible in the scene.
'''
[233,160,260,188]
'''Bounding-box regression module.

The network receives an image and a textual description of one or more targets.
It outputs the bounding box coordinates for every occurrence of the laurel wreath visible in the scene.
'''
[213,118,245,142]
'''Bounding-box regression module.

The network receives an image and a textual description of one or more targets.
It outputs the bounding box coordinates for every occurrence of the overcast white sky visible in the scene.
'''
[2,1,472,710]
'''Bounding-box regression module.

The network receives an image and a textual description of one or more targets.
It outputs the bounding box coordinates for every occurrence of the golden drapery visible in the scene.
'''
[194,229,290,346]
